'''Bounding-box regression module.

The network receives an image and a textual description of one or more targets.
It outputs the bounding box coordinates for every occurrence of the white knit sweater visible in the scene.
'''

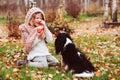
[27,37,51,60]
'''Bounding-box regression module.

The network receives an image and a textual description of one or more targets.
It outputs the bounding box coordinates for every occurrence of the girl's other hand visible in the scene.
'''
[40,20,46,26]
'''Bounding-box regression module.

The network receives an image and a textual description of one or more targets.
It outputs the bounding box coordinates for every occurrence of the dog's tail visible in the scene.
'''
[73,71,94,77]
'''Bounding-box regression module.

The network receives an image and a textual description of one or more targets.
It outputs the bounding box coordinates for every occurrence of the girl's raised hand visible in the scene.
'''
[36,25,45,39]
[37,26,44,33]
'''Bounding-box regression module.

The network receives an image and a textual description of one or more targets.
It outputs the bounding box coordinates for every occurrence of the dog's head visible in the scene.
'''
[55,32,72,54]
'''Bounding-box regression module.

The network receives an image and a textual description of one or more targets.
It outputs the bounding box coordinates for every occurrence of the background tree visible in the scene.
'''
[65,0,81,18]
[111,0,117,22]
[103,0,109,22]
[19,0,27,15]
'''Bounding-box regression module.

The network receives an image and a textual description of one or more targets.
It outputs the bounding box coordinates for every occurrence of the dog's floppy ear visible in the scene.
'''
[55,37,61,54]
[55,33,66,54]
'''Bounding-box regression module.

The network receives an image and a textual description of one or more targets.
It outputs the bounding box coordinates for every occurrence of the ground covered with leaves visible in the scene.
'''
[0,19,120,80]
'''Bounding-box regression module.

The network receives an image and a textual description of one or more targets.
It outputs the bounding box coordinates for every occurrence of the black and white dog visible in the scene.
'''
[55,32,95,77]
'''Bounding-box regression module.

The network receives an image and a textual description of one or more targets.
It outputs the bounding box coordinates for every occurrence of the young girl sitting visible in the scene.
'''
[18,7,59,67]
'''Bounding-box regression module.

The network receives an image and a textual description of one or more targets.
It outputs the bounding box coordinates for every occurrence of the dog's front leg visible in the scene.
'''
[64,65,68,71]
[64,65,75,74]
[64,64,70,72]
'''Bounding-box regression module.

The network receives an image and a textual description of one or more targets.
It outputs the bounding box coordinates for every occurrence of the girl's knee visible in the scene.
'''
[28,61,48,68]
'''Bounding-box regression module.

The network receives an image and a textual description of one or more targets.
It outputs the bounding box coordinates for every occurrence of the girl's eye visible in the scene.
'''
[36,17,39,19]
[35,17,42,20]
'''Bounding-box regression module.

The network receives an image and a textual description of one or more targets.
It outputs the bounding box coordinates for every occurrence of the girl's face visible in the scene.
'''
[33,13,43,27]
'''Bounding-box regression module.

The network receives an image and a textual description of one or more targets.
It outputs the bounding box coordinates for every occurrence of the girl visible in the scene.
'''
[18,7,59,67]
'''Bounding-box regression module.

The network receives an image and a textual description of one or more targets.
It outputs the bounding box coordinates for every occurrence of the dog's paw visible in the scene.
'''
[73,72,94,77]
[64,65,69,71]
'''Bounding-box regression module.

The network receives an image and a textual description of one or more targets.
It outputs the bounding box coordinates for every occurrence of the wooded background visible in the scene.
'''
[0,0,120,16]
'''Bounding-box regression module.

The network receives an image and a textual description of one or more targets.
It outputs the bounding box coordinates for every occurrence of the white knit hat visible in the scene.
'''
[25,7,45,25]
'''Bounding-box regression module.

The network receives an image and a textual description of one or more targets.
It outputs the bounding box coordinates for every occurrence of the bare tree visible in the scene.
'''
[19,0,27,15]
[111,0,117,22]
[103,0,109,21]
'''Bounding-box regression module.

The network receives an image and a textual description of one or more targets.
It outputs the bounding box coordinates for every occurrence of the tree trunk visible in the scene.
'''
[45,0,48,7]
[19,0,27,15]
[84,0,88,13]
[103,0,109,22]
[112,0,117,22]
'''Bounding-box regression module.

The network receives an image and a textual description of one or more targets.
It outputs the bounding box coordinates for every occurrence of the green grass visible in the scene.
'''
[0,16,24,26]
[0,34,120,80]
[62,12,103,23]
[79,13,97,20]
[0,16,6,24]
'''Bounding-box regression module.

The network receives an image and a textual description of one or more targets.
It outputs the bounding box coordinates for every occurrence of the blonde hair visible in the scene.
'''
[29,12,44,27]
